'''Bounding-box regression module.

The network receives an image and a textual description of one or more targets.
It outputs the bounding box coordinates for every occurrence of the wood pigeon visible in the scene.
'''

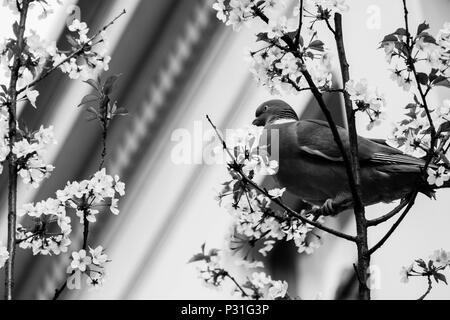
[252,99,440,216]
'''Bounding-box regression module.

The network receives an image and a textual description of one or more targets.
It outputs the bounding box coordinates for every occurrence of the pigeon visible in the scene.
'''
[252,99,440,216]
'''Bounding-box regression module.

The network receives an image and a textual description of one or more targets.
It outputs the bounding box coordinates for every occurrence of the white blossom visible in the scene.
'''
[71,249,92,272]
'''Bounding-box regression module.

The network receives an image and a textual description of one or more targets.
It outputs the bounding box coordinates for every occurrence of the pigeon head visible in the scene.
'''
[252,99,299,126]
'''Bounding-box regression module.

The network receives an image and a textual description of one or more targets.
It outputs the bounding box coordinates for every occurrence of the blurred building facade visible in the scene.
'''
[0,0,449,299]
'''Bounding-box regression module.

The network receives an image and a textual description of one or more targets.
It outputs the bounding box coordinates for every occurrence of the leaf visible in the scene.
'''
[201,242,206,254]
[428,68,439,83]
[77,94,100,108]
[420,33,437,45]
[113,107,128,116]
[66,35,78,48]
[393,28,407,36]
[85,113,98,121]
[416,72,429,85]
[416,259,427,269]
[438,122,450,133]
[381,34,398,43]
[86,106,99,116]
[255,32,269,42]
[417,21,430,35]
[434,77,450,88]
[84,79,101,92]
[12,21,19,38]
[208,248,219,256]
[434,272,447,285]
[103,74,122,95]
[309,39,325,52]
[188,253,206,264]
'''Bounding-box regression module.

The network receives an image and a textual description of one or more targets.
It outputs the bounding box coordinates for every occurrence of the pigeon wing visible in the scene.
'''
[296,119,430,168]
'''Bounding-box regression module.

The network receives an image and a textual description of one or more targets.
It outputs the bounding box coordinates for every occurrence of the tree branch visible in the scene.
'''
[368,191,417,255]
[333,12,369,300]
[4,0,31,300]
[367,197,410,227]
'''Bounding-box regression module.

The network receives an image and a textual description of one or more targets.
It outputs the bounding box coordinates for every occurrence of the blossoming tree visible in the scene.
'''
[0,0,127,300]
[190,0,450,300]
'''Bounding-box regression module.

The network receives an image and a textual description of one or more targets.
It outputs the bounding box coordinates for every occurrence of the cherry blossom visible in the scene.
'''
[71,249,92,272]
[427,166,450,187]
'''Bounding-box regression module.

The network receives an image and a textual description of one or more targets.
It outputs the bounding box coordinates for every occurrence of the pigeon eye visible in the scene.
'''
[264,105,269,112]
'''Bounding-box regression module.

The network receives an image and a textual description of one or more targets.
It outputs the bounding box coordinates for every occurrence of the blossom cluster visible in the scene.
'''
[13,125,56,187]
[66,246,109,289]
[400,249,449,287]
[189,244,289,299]
[212,0,285,31]
[213,0,334,95]
[16,169,125,256]
[0,109,55,185]
[301,0,349,21]
[345,79,387,130]
[54,19,111,80]
[2,0,61,18]
[0,7,111,109]
[382,22,450,92]
[380,23,450,179]
[214,127,321,265]
[387,99,450,164]
[216,125,278,176]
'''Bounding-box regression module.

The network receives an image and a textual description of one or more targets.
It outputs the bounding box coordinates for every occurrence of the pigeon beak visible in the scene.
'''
[252,118,263,126]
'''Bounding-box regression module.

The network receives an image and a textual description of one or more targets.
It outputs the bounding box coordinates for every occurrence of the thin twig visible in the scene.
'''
[294,0,304,46]
[368,191,418,255]
[225,272,249,298]
[417,275,432,300]
[367,197,410,227]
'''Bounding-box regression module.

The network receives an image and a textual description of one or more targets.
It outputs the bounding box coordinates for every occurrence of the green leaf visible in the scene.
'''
[208,248,219,256]
[428,68,439,83]
[255,32,269,42]
[420,33,437,45]
[188,253,206,264]
[309,39,325,52]
[77,94,100,108]
[84,79,101,92]
[393,28,407,36]
[86,106,99,117]
[434,77,450,88]
[103,74,122,95]
[12,21,20,38]
[113,107,128,116]
[66,35,78,48]
[417,21,430,35]
[416,72,429,85]
[381,34,398,43]
[434,272,447,285]
[438,122,450,133]
[416,259,427,269]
